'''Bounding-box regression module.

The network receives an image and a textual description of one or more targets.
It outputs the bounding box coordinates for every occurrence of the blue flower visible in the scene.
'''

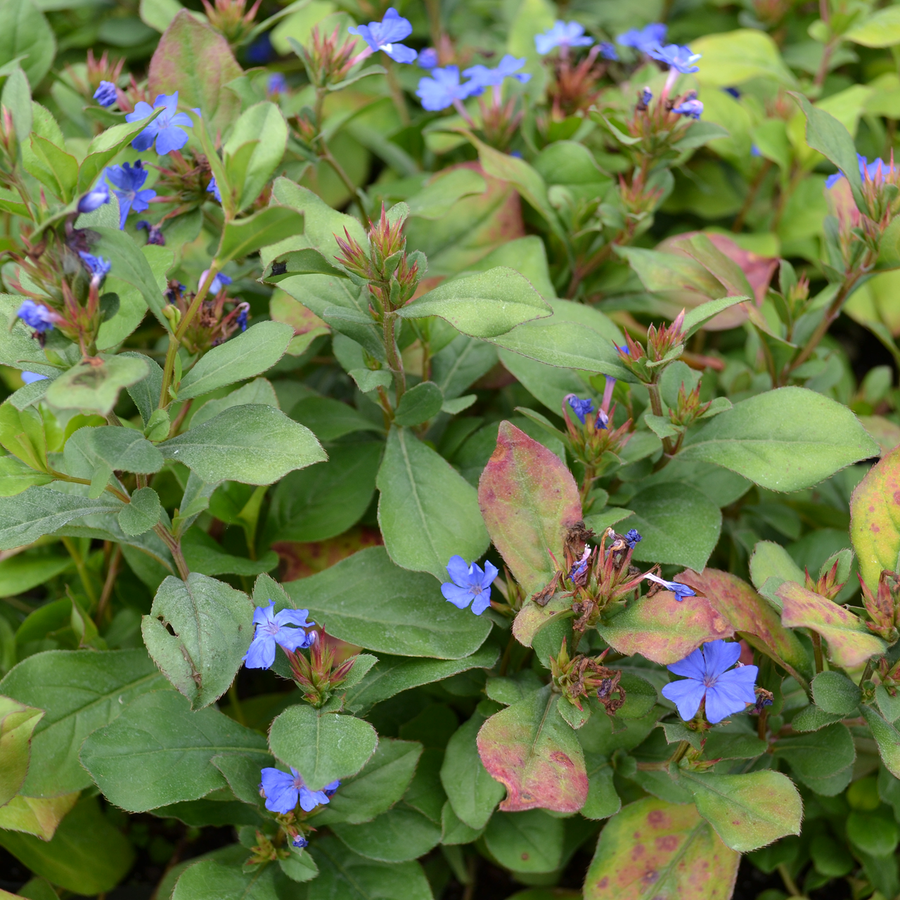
[106,161,156,229]
[259,767,338,814]
[17,300,56,333]
[236,307,248,332]
[441,555,498,615]
[78,252,112,280]
[535,21,594,55]
[268,73,288,95]
[640,87,653,106]
[243,600,315,669]
[617,23,667,53]
[672,97,703,120]
[416,66,481,111]
[826,153,895,189]
[567,395,595,424]
[418,48,439,69]
[570,547,591,581]
[648,43,701,74]
[292,835,309,849]
[661,640,758,724]
[348,7,417,64]
[643,571,696,602]
[599,42,618,61]
[200,270,233,295]
[136,220,166,245]
[93,81,117,107]
[246,32,274,65]
[21,371,47,384]
[126,92,196,156]
[751,144,762,158]
[723,86,741,99]
[463,55,531,90]
[207,176,222,203]
[625,529,642,549]
[77,181,110,214]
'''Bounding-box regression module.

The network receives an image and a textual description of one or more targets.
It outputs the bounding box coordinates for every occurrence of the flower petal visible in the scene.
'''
[470,589,492,615]
[481,560,500,585]
[701,640,742,679]
[264,778,299,813]
[155,125,189,156]
[386,43,418,64]
[441,583,474,609]
[666,645,706,680]
[243,633,276,669]
[705,666,758,724]
[273,607,313,629]
[277,627,315,653]
[131,128,156,152]
[445,555,471,587]
[252,601,276,627]
[661,678,706,722]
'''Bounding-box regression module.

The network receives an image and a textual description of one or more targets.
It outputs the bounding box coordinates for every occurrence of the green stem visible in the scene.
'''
[382,311,406,404]
[320,142,370,227]
[777,863,804,898]
[228,680,247,727]
[811,631,824,674]
[154,524,190,580]
[384,58,410,125]
[61,536,98,608]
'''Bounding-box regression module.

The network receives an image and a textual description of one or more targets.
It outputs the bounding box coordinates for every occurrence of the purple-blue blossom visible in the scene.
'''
[463,55,531,90]
[673,97,703,120]
[441,555,498,615]
[418,48,439,69]
[268,73,288,95]
[93,81,117,107]
[648,43,701,74]
[826,153,896,189]
[292,835,309,849]
[78,252,112,280]
[126,92,196,156]
[77,181,110,214]
[643,571,696,602]
[625,529,642,549]
[236,306,249,332]
[17,300,56,333]
[21,372,47,384]
[570,547,591,581]
[535,21,594,55]
[136,221,165,245]
[661,640,758,724]
[567,395,595,424]
[259,766,338,814]
[106,161,156,229]
[617,23,667,53]
[243,600,315,670]
[200,270,232,295]
[640,87,653,106]
[599,42,618,61]
[207,177,222,203]
[416,66,481,111]
[348,7,417,64]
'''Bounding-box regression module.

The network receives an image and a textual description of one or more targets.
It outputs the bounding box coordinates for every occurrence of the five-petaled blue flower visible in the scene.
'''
[207,177,222,203]
[268,73,288,95]
[625,529,642,549]
[126,92,196,156]
[567,395,595,424]
[617,23,667,53]
[106,161,156,229]
[673,97,703,120]
[17,300,56,333]
[644,571,696,601]
[259,766,339,814]
[417,48,439,69]
[243,600,315,669]
[416,66,482,111]
[661,640,758,724]
[648,43,701,74]
[348,7,417,64]
[464,55,531,90]
[78,252,112,280]
[77,181,110,214]
[535,21,594,55]
[93,81,117,107]
[21,371,47,384]
[441,556,498,615]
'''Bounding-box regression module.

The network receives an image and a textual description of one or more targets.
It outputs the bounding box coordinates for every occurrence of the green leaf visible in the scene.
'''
[484,809,565,873]
[181,528,277,577]
[682,296,750,338]
[0,649,166,796]
[377,426,489,580]
[268,704,378,791]
[396,267,552,339]
[679,770,803,853]
[24,134,77,202]
[78,112,161,192]
[177,321,293,400]
[63,425,164,497]
[0,792,78,840]
[46,354,150,415]
[691,29,797,87]
[285,547,492,659]
[171,850,293,899]
[141,573,253,709]
[289,396,382,442]
[479,421,582,598]
[862,706,900,779]
[679,387,878,492]
[218,206,306,265]
[118,486,162,536]
[158,404,326,485]
[80,689,268,812]
[332,805,441,862]
[584,797,739,899]
[773,723,855,794]
[850,443,900,592]
[393,381,443,427]
[845,6,900,47]
[223,102,288,212]
[0,0,55,88]
[0,695,43,806]
[0,797,134,896]
[478,685,588,814]
[812,671,861,715]
[778,581,886,668]
[147,10,242,135]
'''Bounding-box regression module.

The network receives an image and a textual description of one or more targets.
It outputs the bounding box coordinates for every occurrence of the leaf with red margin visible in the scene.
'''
[477,685,588,814]
[584,796,739,900]
[597,591,733,665]
[678,569,812,682]
[778,581,886,669]
[850,443,900,592]
[478,422,582,598]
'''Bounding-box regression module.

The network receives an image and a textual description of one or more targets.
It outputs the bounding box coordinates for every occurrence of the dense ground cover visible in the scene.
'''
[1,0,900,898]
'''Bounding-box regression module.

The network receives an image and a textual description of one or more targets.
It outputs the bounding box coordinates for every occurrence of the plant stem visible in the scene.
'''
[382,311,406,403]
[777,863,804,898]
[228,680,247,727]
[61,536,98,608]
[811,631,824,674]
[319,142,370,227]
[384,58,410,125]
[155,524,190,580]
[96,545,121,625]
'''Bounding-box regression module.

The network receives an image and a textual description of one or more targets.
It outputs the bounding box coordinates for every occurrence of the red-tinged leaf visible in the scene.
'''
[512,593,573,647]
[273,526,383,580]
[148,11,242,136]
[597,591,733,665]
[850,443,900,592]
[477,686,588,814]
[478,422,581,597]
[584,796,739,900]
[679,569,812,682]
[778,581,887,668]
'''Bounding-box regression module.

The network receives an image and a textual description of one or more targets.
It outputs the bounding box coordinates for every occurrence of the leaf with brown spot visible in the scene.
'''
[584,796,739,900]
[477,685,588,814]
[679,569,812,682]
[850,442,900,592]
[778,581,886,668]
[478,422,582,598]
[597,592,732,665]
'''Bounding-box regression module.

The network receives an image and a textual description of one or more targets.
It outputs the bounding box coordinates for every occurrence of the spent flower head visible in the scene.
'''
[441,556,498,615]
[643,571,696,602]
